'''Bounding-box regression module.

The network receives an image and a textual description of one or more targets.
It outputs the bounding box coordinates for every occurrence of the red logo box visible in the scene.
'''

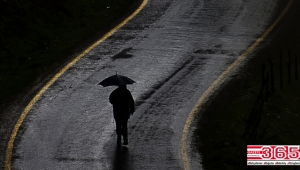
[247,145,300,165]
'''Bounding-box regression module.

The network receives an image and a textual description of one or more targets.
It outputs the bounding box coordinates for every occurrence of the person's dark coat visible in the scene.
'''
[109,86,134,120]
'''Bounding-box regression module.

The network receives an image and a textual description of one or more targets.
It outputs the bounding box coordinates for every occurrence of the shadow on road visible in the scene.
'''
[112,146,132,170]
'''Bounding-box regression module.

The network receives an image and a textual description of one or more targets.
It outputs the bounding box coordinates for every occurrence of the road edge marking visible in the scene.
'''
[180,0,294,169]
[4,0,148,169]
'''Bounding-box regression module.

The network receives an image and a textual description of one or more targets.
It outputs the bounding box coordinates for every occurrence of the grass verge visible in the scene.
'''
[193,1,300,170]
[0,0,137,109]
[195,74,300,170]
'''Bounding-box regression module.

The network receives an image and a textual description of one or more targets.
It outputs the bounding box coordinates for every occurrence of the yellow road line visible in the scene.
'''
[4,1,148,169]
[180,0,294,169]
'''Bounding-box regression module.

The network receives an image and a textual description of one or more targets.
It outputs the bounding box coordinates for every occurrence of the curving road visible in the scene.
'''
[11,0,285,169]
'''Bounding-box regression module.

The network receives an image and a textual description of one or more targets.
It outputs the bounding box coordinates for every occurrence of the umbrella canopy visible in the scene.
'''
[99,74,135,87]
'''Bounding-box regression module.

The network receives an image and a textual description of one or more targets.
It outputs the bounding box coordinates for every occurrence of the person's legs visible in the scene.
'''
[121,119,128,145]
[115,119,122,145]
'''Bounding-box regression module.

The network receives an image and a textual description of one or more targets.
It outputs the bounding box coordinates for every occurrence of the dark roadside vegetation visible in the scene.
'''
[194,1,300,170]
[0,0,137,109]
[0,0,138,168]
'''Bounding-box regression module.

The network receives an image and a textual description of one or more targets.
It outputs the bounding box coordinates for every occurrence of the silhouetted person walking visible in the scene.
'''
[109,85,134,145]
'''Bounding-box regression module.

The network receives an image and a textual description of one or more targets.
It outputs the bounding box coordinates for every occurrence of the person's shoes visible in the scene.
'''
[123,138,128,145]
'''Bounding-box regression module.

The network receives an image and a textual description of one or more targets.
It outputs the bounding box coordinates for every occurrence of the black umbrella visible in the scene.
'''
[99,73,135,87]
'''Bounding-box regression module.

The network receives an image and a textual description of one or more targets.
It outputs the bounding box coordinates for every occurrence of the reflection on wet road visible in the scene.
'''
[13,0,283,169]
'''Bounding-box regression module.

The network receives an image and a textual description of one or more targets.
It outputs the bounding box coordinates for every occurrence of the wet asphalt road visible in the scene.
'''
[12,0,283,169]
